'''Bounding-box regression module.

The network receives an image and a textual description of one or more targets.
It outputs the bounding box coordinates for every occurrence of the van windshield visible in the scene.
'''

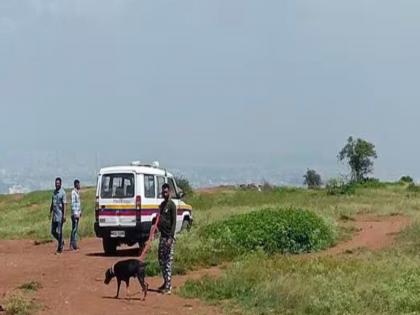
[101,173,135,198]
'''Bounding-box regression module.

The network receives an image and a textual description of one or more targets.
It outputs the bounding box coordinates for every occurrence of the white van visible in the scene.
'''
[94,161,193,255]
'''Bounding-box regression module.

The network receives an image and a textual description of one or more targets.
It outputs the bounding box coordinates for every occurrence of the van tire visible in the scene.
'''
[103,238,117,256]
[181,218,191,232]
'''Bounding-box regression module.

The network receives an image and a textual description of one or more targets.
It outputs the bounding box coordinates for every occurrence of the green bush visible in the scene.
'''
[407,183,420,193]
[4,293,34,315]
[174,176,193,196]
[326,178,356,195]
[201,208,335,255]
[18,281,42,292]
[356,178,386,189]
[303,169,322,189]
[400,176,414,184]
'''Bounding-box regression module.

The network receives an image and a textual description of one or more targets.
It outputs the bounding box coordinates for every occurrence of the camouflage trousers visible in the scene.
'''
[158,236,175,289]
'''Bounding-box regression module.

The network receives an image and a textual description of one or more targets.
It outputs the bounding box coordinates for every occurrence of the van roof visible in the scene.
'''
[99,165,173,177]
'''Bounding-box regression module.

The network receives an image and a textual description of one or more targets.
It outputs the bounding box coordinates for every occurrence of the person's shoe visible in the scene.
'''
[70,244,79,251]
[55,250,62,255]
[157,283,167,291]
[160,287,172,295]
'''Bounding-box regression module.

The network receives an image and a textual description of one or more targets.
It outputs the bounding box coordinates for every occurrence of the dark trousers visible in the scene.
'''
[70,215,80,249]
[158,236,175,289]
[51,220,64,252]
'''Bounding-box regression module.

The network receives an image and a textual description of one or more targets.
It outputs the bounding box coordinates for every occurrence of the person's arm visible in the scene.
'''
[71,191,76,213]
[49,197,53,218]
[62,192,66,223]
[170,201,177,239]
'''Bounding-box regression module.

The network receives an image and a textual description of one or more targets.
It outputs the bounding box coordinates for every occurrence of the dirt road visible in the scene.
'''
[324,214,411,255]
[0,239,220,315]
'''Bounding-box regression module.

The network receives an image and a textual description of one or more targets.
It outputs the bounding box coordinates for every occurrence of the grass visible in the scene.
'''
[0,188,96,240]
[2,184,420,313]
[17,281,42,292]
[177,185,420,314]
[1,282,42,314]
[181,226,420,315]
[1,184,417,240]
[2,289,40,315]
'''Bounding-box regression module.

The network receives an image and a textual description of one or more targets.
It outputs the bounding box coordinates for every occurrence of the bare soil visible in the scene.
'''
[323,214,411,255]
[0,239,221,315]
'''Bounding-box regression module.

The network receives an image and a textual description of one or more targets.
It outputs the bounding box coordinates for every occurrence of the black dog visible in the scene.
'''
[104,259,148,300]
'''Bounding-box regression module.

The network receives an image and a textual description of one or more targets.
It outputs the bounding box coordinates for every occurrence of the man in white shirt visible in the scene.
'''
[70,179,82,250]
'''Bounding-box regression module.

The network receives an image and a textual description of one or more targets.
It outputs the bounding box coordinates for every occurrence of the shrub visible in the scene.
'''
[174,176,193,196]
[201,208,335,255]
[407,183,420,193]
[18,281,42,292]
[303,169,322,189]
[356,177,386,189]
[4,293,33,315]
[326,178,355,195]
[261,180,275,191]
[400,176,414,184]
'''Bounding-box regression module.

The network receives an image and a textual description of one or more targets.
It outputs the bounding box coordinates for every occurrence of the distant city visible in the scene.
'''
[0,150,407,195]
[0,163,307,194]
[0,150,316,194]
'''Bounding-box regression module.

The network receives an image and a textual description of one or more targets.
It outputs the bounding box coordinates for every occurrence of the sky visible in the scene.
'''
[1,0,420,185]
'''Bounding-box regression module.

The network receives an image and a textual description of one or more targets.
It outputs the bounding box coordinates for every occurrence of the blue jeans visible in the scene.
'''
[70,215,80,249]
[51,220,64,252]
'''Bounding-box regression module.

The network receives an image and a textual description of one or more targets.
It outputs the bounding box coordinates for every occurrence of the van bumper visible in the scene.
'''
[94,222,152,242]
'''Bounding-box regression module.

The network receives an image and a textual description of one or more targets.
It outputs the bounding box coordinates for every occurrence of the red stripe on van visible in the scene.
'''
[99,208,191,216]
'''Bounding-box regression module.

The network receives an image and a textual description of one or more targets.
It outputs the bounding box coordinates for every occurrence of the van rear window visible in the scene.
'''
[101,174,134,198]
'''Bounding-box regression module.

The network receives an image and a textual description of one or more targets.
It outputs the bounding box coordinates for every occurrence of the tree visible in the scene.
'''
[338,136,377,182]
[174,176,193,196]
[303,169,322,189]
[400,176,414,184]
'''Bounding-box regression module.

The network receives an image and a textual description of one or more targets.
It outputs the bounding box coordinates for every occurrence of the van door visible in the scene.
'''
[98,172,136,227]
[142,174,158,225]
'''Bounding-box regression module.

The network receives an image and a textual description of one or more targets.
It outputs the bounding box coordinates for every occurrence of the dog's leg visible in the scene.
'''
[125,280,130,298]
[115,279,121,299]
[137,274,148,301]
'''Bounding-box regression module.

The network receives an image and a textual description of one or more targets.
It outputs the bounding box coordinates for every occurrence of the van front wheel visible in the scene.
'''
[181,219,191,232]
[103,238,117,256]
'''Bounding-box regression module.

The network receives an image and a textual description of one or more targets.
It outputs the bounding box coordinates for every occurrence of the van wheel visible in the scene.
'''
[103,238,117,256]
[181,219,191,232]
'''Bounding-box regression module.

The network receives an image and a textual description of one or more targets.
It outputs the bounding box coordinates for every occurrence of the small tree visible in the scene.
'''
[303,169,322,189]
[174,176,193,196]
[400,176,414,184]
[338,137,377,182]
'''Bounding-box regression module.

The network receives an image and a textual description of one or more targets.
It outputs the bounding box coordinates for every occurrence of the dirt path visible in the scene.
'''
[0,239,220,315]
[323,214,411,255]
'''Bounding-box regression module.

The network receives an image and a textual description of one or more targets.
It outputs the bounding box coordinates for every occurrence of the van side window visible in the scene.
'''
[144,175,156,198]
[168,178,178,199]
[157,176,165,198]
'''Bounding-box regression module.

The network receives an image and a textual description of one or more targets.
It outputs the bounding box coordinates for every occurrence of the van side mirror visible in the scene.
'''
[178,191,185,199]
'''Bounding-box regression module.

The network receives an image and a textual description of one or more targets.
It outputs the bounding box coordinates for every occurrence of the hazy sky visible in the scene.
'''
[1,0,420,181]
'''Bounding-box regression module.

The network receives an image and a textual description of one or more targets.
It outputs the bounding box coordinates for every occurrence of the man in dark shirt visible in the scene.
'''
[157,183,177,294]
[49,177,66,254]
